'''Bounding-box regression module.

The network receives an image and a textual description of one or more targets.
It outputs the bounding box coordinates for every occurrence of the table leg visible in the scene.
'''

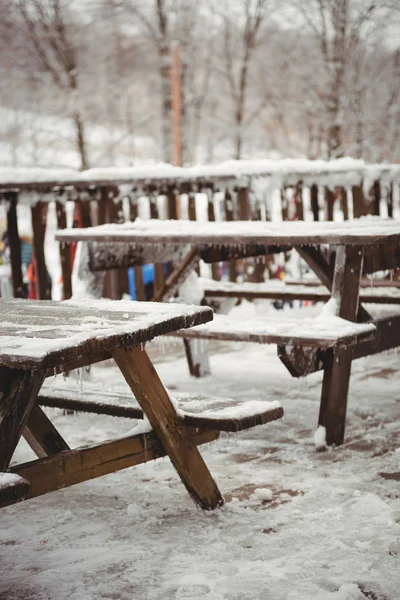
[318,245,364,446]
[24,404,70,458]
[0,368,46,470]
[112,346,223,509]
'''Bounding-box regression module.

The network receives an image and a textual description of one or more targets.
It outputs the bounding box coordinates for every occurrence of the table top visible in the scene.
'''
[55,218,400,247]
[0,299,213,370]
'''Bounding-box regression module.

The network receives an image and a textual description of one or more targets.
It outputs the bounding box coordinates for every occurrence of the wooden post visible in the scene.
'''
[31,202,51,300]
[373,180,381,216]
[352,184,365,218]
[188,193,200,276]
[113,346,223,510]
[337,186,348,220]
[387,183,394,218]
[56,201,72,300]
[224,189,236,282]
[6,192,24,298]
[318,245,364,446]
[310,184,319,221]
[207,188,219,281]
[325,187,334,221]
[295,181,304,220]
[281,188,289,221]
[148,194,165,296]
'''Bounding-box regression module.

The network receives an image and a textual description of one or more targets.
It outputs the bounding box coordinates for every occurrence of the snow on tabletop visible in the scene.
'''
[0,299,212,362]
[55,215,400,245]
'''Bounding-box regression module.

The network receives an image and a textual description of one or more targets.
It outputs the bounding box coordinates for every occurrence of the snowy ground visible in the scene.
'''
[1,304,399,600]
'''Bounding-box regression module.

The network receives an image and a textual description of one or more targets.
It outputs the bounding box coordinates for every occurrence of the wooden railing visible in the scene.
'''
[0,159,399,301]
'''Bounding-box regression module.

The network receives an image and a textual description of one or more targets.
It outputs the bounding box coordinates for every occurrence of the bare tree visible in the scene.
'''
[217,0,272,159]
[16,0,89,169]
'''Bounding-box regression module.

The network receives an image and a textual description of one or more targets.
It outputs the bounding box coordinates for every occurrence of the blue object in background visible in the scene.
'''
[128,264,169,300]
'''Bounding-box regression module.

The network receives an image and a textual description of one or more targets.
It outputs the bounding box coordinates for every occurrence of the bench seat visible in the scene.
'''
[0,472,30,508]
[38,381,283,432]
[201,278,400,304]
[170,312,376,349]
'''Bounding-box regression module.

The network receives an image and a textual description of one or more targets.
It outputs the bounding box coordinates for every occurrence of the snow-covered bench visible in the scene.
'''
[170,312,377,348]
[37,380,284,433]
[0,473,30,508]
[201,278,400,305]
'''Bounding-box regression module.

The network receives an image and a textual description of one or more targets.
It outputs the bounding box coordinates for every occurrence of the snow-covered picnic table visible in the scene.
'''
[0,298,285,510]
[54,218,400,449]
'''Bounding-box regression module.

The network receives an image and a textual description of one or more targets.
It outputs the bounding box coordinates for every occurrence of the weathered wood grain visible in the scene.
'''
[0,473,30,508]
[10,427,220,503]
[0,368,46,470]
[0,299,213,370]
[112,346,224,510]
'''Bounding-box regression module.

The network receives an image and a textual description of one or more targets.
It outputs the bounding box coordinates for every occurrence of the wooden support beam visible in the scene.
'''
[31,202,50,300]
[224,189,237,282]
[207,189,220,281]
[11,427,220,503]
[0,368,46,470]
[56,201,72,300]
[337,186,348,220]
[6,192,24,298]
[112,346,223,510]
[352,184,365,218]
[24,404,70,458]
[295,245,371,322]
[296,181,304,220]
[152,247,199,302]
[318,245,364,446]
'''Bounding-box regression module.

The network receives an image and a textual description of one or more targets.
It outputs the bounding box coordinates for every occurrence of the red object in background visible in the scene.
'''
[27,257,37,299]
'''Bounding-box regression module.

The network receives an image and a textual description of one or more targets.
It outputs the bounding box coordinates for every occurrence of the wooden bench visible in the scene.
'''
[201,278,400,305]
[170,312,377,349]
[0,473,30,508]
[37,380,284,433]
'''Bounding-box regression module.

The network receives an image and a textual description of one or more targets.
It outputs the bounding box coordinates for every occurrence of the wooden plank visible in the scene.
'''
[23,404,70,458]
[202,281,400,304]
[112,346,223,509]
[318,245,364,446]
[56,201,72,300]
[87,241,187,271]
[11,427,220,503]
[152,247,199,302]
[188,193,200,276]
[6,192,24,298]
[31,202,50,300]
[37,387,283,432]
[0,473,30,508]
[172,313,375,349]
[296,181,304,221]
[338,186,348,220]
[0,299,213,371]
[0,368,46,470]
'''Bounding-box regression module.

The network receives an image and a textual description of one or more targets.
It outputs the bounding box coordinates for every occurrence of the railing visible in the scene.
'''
[0,158,399,301]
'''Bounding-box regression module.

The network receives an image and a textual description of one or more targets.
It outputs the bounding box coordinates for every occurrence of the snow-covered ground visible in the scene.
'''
[1,309,399,600]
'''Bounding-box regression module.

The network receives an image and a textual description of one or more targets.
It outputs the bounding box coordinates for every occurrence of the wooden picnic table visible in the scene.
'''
[0,298,226,510]
[55,218,400,448]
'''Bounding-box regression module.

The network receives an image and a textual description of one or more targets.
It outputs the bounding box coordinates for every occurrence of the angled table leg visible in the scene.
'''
[24,404,70,458]
[112,345,223,509]
[0,368,46,470]
[318,245,364,446]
